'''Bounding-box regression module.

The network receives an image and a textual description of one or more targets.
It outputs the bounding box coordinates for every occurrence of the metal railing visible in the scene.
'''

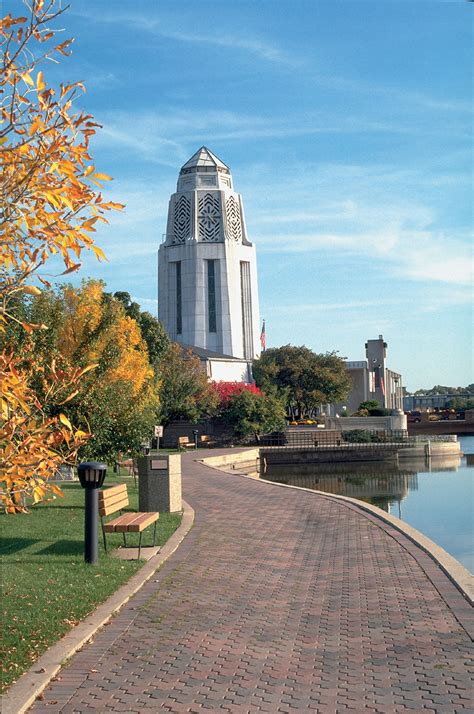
[259,430,458,450]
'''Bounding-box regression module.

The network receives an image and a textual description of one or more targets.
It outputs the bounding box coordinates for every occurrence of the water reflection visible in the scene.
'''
[264,454,462,514]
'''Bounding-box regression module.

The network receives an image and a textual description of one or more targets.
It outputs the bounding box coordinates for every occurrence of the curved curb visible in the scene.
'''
[260,478,473,604]
[1,501,195,714]
[200,453,473,605]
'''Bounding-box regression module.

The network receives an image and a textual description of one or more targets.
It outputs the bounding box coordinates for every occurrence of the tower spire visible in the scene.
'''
[158,147,261,360]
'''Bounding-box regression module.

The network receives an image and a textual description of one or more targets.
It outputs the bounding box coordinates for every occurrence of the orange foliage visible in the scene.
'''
[56,281,154,397]
[1,351,90,512]
[0,4,122,511]
[106,315,153,396]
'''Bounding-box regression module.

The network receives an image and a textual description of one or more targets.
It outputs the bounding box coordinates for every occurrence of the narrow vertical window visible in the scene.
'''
[240,261,253,359]
[207,260,217,333]
[176,261,182,334]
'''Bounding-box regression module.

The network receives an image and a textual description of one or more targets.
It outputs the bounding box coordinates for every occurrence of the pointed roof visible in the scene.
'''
[180,146,230,172]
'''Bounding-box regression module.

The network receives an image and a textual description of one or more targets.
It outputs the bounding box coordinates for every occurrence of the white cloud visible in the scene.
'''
[263,298,407,317]
[93,108,456,167]
[71,7,300,67]
[243,160,471,287]
[256,228,471,286]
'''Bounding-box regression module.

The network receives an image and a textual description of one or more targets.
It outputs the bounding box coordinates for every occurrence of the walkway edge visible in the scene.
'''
[1,501,195,714]
[200,453,473,604]
[259,476,474,605]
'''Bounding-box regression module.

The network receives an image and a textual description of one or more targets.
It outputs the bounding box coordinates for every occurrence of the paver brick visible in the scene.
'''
[28,450,473,712]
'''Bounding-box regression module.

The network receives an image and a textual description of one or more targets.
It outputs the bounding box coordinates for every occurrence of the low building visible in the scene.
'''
[328,335,403,415]
[181,344,253,383]
[403,393,472,411]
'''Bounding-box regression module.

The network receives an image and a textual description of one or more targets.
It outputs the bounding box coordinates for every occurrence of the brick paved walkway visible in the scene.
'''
[31,452,473,713]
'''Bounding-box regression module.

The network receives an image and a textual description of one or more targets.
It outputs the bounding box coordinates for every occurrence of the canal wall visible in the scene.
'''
[200,440,461,474]
[199,449,260,477]
[324,414,407,431]
[398,440,462,459]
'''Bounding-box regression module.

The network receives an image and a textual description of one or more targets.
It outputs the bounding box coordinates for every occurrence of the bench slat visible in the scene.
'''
[104,512,139,531]
[99,484,127,503]
[99,495,129,517]
[99,484,130,516]
[121,513,159,532]
[104,512,158,533]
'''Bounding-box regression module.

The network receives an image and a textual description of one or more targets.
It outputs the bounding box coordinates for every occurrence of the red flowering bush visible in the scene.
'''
[210,381,262,407]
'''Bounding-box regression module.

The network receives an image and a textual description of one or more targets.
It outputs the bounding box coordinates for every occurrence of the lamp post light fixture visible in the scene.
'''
[192,429,199,448]
[77,462,107,564]
[141,440,151,456]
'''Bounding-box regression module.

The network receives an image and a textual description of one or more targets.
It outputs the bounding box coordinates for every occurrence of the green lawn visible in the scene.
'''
[0,472,182,692]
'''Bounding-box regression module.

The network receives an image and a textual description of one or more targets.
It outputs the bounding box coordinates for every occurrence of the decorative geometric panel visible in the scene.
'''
[198,193,221,241]
[173,195,191,244]
[225,195,242,242]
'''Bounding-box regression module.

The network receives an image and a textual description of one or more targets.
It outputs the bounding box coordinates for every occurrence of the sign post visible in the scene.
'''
[154,425,164,451]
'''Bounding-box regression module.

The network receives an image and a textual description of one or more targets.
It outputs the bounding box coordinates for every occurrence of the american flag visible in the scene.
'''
[260,320,266,351]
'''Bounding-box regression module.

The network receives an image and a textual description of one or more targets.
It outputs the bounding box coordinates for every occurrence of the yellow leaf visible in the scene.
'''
[36,70,45,91]
[83,165,95,177]
[91,245,107,262]
[60,194,75,211]
[59,413,72,430]
[77,363,99,378]
[58,389,79,404]
[0,137,6,145]
[21,72,34,87]
[33,485,46,503]
[29,117,41,137]
[103,201,125,210]
[92,172,113,181]
[74,429,89,439]
[20,285,42,296]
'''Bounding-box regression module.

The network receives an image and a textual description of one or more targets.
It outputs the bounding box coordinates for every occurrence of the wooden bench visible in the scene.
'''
[199,435,216,447]
[98,484,159,559]
[178,436,196,450]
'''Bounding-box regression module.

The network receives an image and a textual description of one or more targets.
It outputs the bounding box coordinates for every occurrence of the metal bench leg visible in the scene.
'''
[123,532,127,547]
[138,531,142,560]
[101,517,107,553]
[152,520,157,547]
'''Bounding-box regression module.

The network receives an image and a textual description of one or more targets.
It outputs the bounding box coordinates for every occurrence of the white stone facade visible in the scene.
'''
[158,148,261,362]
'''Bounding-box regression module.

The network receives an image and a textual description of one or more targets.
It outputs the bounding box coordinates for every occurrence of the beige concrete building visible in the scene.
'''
[158,147,261,383]
[329,335,403,415]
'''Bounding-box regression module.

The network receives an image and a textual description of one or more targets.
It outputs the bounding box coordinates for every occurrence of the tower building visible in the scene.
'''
[158,147,261,377]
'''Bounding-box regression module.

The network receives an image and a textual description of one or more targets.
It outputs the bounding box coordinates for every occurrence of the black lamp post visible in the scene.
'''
[192,430,199,448]
[77,462,107,564]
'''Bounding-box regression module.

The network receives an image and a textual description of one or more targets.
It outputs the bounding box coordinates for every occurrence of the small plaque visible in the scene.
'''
[151,460,168,470]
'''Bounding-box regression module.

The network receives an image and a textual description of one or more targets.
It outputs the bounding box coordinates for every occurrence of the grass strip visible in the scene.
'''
[1,472,181,692]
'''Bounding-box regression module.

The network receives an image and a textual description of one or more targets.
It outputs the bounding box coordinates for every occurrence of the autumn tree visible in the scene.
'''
[220,390,287,443]
[14,281,160,461]
[112,291,170,366]
[1,3,122,511]
[157,344,220,426]
[253,345,351,419]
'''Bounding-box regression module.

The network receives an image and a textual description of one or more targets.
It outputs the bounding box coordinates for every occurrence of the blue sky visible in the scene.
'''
[22,0,472,390]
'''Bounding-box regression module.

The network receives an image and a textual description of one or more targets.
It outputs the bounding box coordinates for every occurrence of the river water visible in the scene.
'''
[264,435,474,573]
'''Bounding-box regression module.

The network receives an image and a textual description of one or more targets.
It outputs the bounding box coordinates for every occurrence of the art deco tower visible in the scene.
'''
[158,147,261,361]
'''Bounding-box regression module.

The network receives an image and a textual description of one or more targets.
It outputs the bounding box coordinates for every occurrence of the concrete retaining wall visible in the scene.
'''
[201,441,461,474]
[325,415,407,431]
